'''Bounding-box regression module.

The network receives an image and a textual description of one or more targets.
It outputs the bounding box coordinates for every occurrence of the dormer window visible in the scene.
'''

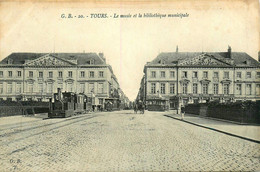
[90,59,95,65]
[244,60,251,65]
[7,59,13,64]
[162,60,165,64]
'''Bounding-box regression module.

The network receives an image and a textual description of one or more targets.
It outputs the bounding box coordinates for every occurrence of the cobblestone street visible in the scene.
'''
[0,110,259,171]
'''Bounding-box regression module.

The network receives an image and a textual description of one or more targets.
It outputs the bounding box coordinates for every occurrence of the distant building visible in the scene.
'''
[138,46,260,111]
[0,52,129,109]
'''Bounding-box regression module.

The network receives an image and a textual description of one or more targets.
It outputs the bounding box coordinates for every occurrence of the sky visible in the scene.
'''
[0,0,259,101]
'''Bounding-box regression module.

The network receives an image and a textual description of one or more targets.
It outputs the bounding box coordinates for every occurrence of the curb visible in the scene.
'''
[197,115,260,126]
[164,115,260,144]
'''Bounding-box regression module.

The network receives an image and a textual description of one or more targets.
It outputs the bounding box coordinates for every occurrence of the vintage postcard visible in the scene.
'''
[0,0,259,171]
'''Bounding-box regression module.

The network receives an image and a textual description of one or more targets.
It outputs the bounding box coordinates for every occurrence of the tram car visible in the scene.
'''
[48,88,90,118]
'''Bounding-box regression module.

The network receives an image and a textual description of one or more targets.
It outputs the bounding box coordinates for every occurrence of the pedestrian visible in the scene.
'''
[181,105,185,120]
[92,105,95,112]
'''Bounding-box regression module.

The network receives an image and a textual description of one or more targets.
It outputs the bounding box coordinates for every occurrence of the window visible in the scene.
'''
[29,71,33,77]
[39,83,43,93]
[182,71,187,78]
[160,83,165,94]
[170,71,175,78]
[257,72,260,78]
[57,83,63,91]
[49,71,53,78]
[68,71,73,78]
[90,59,95,64]
[67,82,73,92]
[202,83,208,94]
[236,84,242,95]
[58,71,63,78]
[237,72,241,79]
[213,72,219,78]
[7,83,12,94]
[213,84,218,94]
[170,83,175,94]
[99,71,104,78]
[246,84,252,95]
[47,83,53,93]
[8,71,12,77]
[246,72,251,78]
[193,83,198,94]
[16,83,21,93]
[89,71,94,78]
[98,83,104,93]
[151,83,156,94]
[0,71,3,78]
[151,71,156,78]
[160,71,165,78]
[0,83,3,93]
[256,84,260,95]
[193,72,198,78]
[80,71,85,78]
[223,84,229,95]
[224,72,229,79]
[182,83,188,94]
[28,83,33,93]
[89,83,94,93]
[39,72,43,78]
[17,71,21,77]
[80,83,85,93]
[99,98,103,105]
[203,71,208,79]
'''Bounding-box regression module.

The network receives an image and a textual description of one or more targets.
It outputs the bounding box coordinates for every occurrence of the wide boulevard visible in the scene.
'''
[0,110,259,171]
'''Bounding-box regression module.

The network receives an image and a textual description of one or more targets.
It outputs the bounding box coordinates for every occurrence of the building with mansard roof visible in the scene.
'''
[138,46,260,111]
[0,52,128,109]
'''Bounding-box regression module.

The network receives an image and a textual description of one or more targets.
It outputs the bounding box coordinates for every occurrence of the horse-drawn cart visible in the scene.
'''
[134,101,145,114]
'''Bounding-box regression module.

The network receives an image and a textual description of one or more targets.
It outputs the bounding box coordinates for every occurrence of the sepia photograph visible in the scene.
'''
[0,0,259,171]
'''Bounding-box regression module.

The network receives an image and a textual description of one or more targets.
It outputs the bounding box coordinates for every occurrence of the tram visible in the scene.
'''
[48,88,90,118]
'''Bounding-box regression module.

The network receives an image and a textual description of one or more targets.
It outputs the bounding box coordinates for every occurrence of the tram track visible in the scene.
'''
[4,115,99,145]
[0,119,43,132]
[0,114,98,139]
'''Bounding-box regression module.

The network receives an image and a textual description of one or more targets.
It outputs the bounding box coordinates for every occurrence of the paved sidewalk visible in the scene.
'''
[165,113,260,143]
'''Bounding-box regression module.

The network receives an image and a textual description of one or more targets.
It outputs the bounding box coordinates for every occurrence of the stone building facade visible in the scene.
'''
[0,52,128,109]
[138,47,260,110]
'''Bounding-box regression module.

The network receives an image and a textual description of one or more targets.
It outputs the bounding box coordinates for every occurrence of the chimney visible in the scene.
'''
[176,45,178,53]
[99,53,104,58]
[227,45,232,58]
[99,53,106,62]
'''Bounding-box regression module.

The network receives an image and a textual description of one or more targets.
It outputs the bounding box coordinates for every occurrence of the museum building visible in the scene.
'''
[138,46,260,110]
[0,52,128,109]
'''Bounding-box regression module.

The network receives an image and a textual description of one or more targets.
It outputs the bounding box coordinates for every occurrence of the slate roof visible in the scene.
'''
[147,52,260,67]
[0,52,106,65]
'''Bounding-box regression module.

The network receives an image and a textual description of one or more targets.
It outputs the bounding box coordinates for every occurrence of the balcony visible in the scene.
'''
[219,94,234,97]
